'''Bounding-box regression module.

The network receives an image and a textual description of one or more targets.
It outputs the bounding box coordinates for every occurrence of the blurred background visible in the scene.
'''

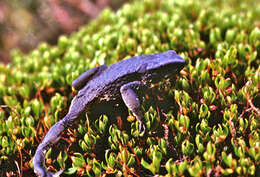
[0,0,129,64]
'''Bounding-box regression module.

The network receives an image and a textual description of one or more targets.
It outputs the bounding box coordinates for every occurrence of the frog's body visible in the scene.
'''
[33,50,186,177]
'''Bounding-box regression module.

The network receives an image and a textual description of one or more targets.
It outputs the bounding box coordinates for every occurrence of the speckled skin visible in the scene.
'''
[33,50,185,177]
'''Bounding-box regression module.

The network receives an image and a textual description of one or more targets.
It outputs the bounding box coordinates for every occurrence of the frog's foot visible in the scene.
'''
[34,167,64,177]
[34,150,64,177]
[51,169,64,177]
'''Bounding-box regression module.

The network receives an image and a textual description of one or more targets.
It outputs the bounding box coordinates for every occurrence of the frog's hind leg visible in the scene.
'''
[33,114,76,176]
[33,96,84,177]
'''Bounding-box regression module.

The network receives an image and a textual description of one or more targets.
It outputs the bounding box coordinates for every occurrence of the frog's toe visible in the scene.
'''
[52,169,64,177]
[138,122,146,134]
[34,169,64,177]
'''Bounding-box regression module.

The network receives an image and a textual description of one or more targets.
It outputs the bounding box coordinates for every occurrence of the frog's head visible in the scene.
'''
[142,50,186,83]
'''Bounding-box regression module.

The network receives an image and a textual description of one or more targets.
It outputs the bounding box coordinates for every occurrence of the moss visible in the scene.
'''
[0,0,259,176]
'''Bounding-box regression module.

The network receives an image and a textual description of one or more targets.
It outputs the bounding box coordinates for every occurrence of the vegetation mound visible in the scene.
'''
[0,0,259,176]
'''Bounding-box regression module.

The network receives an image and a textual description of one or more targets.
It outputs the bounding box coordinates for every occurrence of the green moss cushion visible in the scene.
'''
[0,0,259,176]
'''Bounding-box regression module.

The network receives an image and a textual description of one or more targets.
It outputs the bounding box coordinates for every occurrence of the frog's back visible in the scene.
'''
[77,53,155,104]
[98,53,154,82]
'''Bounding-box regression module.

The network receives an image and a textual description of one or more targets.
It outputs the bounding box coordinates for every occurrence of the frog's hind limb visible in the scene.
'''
[33,98,81,177]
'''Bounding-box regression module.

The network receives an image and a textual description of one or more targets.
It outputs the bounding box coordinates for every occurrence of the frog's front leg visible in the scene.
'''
[120,81,145,134]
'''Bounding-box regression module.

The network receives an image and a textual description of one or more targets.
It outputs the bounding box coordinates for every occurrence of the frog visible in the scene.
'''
[33,50,186,177]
